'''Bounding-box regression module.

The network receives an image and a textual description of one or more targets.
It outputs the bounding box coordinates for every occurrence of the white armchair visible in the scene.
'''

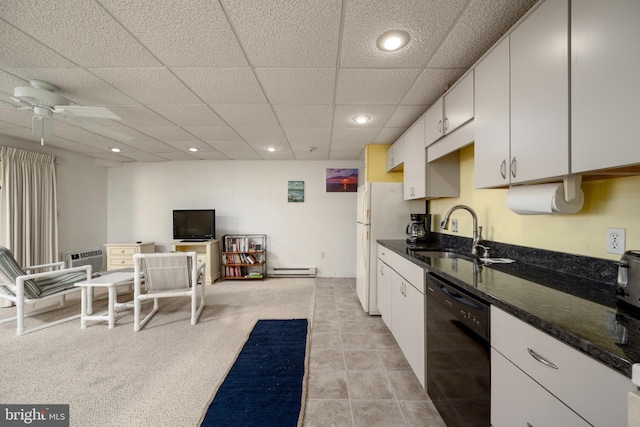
[132,252,206,331]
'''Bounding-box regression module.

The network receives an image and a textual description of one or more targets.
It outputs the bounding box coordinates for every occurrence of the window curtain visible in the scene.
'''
[0,146,58,267]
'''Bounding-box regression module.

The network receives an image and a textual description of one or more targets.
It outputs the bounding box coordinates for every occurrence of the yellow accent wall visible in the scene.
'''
[364,144,403,183]
[429,145,640,261]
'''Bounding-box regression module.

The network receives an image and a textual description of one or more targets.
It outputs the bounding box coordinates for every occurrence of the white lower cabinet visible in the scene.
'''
[375,249,426,388]
[492,348,590,427]
[491,306,635,427]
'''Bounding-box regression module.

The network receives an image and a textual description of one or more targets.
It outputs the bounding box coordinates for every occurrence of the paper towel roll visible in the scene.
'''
[506,183,584,215]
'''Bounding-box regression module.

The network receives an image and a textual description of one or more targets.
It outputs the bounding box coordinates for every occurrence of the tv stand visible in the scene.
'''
[171,240,220,284]
[181,239,208,242]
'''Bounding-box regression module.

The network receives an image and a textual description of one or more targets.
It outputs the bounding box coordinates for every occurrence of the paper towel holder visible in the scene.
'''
[563,174,582,203]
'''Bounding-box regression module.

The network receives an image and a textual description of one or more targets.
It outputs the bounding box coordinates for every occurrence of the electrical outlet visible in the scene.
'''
[606,227,626,255]
[452,219,458,233]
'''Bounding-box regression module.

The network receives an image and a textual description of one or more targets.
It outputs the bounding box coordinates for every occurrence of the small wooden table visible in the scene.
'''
[75,272,136,329]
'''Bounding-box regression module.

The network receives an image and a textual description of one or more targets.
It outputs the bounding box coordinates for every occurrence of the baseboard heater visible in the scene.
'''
[267,267,316,278]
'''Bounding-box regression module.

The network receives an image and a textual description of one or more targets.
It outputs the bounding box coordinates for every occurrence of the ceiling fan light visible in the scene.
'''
[377,30,410,52]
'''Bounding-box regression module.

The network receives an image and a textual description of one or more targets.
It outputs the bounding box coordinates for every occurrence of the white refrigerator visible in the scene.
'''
[356,180,423,314]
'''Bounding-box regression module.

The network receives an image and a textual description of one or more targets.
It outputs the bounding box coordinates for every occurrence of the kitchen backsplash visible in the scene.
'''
[427,232,619,287]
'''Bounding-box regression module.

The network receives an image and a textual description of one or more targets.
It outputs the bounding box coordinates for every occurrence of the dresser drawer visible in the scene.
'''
[491,306,633,427]
[108,258,134,268]
[107,246,137,256]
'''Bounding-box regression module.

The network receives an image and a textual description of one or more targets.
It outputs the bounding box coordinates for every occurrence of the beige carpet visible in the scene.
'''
[0,278,316,427]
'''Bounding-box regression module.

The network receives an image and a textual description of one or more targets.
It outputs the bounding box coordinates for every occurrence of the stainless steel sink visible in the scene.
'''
[414,250,474,261]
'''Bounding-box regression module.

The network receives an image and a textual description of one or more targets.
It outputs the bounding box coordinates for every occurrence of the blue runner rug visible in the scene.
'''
[200,319,309,427]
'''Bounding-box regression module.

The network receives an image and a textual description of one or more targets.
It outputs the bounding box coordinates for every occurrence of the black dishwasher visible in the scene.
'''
[426,272,490,427]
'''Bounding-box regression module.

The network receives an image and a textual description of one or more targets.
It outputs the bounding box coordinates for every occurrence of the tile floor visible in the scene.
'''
[302,277,446,427]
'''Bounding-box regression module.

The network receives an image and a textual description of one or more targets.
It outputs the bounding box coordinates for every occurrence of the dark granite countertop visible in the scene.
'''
[378,239,640,379]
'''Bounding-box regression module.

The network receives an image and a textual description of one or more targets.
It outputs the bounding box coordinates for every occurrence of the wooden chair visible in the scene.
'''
[132,252,205,331]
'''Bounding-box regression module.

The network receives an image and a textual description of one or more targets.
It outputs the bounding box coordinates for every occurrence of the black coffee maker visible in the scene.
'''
[406,213,430,244]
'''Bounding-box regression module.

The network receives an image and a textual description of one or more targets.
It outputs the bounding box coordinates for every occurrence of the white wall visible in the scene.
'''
[107,160,362,277]
[0,136,109,256]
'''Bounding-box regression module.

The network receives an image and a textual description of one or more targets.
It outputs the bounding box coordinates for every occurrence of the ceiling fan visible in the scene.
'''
[7,79,133,145]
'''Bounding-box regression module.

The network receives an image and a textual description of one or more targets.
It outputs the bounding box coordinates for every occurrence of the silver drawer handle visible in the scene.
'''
[527,348,558,370]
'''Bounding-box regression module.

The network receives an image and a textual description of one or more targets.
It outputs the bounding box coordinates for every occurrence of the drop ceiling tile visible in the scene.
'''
[98,0,247,67]
[209,141,256,154]
[401,68,466,106]
[52,127,123,146]
[256,68,335,105]
[0,108,32,127]
[262,150,295,160]
[148,105,225,127]
[283,127,331,144]
[173,68,267,104]
[3,68,138,106]
[149,152,195,161]
[213,104,279,127]
[221,0,342,67]
[386,106,427,128]
[340,0,467,68]
[0,70,30,96]
[330,149,363,160]
[105,106,174,128]
[90,68,200,104]
[332,127,382,143]
[0,21,75,68]
[193,151,229,160]
[83,151,135,162]
[134,126,198,142]
[272,105,334,127]
[164,141,218,152]
[375,127,405,143]
[0,0,161,67]
[429,0,538,68]
[184,126,243,142]
[233,127,287,144]
[119,152,167,162]
[333,105,396,127]
[122,140,178,152]
[336,69,421,105]
[294,148,330,160]
[222,151,262,160]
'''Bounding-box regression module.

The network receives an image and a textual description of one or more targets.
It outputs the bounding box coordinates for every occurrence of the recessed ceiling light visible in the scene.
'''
[353,115,370,124]
[188,147,199,152]
[266,146,279,152]
[110,147,121,153]
[376,30,410,52]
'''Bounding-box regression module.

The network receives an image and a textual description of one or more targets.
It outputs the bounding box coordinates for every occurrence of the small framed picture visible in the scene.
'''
[288,181,304,202]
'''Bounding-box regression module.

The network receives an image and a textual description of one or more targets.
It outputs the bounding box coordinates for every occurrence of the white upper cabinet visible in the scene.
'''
[571,0,640,173]
[386,135,404,172]
[402,116,426,200]
[425,73,474,147]
[474,37,511,188]
[424,97,444,146]
[443,71,474,137]
[510,0,569,183]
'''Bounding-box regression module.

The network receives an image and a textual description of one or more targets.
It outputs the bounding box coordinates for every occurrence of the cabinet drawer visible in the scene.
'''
[491,306,633,427]
[491,348,590,427]
[377,245,393,266]
[390,252,424,293]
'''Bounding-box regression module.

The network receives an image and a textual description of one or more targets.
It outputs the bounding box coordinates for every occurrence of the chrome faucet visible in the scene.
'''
[439,205,485,256]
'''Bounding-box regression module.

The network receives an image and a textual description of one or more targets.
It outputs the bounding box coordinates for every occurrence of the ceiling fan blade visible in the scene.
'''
[52,105,122,120]
[55,114,134,142]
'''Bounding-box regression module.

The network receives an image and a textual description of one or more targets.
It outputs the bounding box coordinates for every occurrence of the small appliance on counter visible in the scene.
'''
[406,213,430,244]
[616,250,640,309]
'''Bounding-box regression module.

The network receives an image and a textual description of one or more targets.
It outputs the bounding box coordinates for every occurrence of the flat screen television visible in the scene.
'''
[173,209,215,241]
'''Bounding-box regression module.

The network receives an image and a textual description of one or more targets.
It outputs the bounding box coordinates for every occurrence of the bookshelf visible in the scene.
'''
[222,234,267,280]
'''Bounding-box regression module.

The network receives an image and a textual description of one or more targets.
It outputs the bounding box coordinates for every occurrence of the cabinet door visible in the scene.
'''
[474,38,510,189]
[402,116,426,200]
[443,71,474,135]
[386,145,394,172]
[571,0,640,173]
[510,0,569,183]
[377,259,392,330]
[424,97,443,146]
[491,349,590,427]
[391,271,426,388]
